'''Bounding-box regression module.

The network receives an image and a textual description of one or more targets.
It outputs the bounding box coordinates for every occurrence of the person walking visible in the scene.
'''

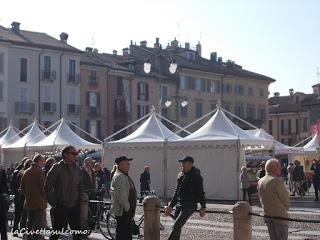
[311,159,320,201]
[292,160,305,196]
[258,159,289,240]
[240,166,252,205]
[164,156,206,240]
[110,156,137,240]
[139,166,150,203]
[0,164,9,240]
[287,163,294,193]
[20,154,47,240]
[45,145,84,240]
[43,158,56,176]
[281,163,288,184]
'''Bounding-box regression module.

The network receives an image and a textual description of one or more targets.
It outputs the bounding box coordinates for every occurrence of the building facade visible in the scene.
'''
[0,22,82,131]
[269,90,310,146]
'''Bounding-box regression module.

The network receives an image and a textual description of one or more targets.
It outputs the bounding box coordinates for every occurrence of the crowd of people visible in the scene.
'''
[0,145,112,240]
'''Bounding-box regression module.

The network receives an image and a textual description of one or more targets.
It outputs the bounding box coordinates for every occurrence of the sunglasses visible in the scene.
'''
[67,152,78,156]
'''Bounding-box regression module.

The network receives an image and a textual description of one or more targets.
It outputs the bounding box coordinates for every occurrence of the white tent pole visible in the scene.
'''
[65,119,102,144]
[174,107,218,135]
[154,112,191,135]
[294,135,313,147]
[104,112,152,143]
[236,138,241,200]
[222,108,258,129]
[163,140,168,197]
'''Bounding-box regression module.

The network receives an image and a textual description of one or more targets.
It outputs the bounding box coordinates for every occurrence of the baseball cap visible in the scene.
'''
[178,156,194,163]
[115,156,133,164]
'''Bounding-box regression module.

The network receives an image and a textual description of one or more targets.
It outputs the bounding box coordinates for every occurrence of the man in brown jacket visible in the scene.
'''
[21,154,46,240]
[258,159,290,240]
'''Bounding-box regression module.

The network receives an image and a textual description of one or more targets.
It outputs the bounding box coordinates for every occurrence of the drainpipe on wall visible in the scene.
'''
[38,49,44,123]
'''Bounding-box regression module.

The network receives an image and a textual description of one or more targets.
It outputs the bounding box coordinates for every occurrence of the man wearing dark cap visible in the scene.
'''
[110,156,137,240]
[164,156,206,240]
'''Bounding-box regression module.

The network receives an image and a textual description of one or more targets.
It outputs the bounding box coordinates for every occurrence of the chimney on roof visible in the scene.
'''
[196,41,202,56]
[113,50,117,55]
[85,47,93,52]
[210,52,217,62]
[274,92,280,97]
[59,32,68,43]
[185,42,190,50]
[171,38,179,48]
[93,48,98,54]
[11,21,20,32]
[130,40,133,46]
[122,48,130,56]
[140,40,147,47]
[289,88,294,95]
[154,37,160,48]
[217,57,223,64]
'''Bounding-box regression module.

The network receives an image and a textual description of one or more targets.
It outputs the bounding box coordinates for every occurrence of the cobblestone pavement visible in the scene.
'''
[6,194,320,240]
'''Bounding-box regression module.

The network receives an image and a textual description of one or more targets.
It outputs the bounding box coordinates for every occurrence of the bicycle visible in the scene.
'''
[106,204,174,240]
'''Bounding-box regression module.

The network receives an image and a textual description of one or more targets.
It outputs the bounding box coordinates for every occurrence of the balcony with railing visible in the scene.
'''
[67,104,80,114]
[41,70,56,81]
[41,102,56,113]
[88,76,99,86]
[87,106,100,116]
[15,102,35,114]
[67,73,80,84]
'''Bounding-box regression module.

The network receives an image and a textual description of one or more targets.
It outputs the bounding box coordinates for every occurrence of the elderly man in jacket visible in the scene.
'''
[110,156,137,240]
[21,154,46,240]
[258,158,290,240]
[45,145,84,240]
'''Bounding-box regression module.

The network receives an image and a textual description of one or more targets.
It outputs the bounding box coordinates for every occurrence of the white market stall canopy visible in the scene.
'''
[246,128,304,155]
[303,133,320,153]
[113,113,182,143]
[2,121,46,149]
[29,118,102,150]
[0,124,21,146]
[181,107,273,148]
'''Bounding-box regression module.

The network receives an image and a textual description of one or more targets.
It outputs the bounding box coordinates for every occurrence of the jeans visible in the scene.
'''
[49,204,81,240]
[116,211,132,240]
[13,194,25,231]
[26,209,46,240]
[168,205,196,240]
[242,188,252,205]
[265,219,288,240]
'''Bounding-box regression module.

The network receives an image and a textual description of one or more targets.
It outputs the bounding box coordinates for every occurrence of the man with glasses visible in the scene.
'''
[45,145,84,240]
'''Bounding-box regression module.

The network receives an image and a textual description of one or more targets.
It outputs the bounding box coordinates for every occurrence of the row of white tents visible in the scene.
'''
[103,107,308,200]
[0,119,102,168]
[0,106,318,200]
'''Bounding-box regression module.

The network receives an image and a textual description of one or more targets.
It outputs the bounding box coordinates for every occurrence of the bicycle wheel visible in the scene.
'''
[98,208,111,239]
[106,211,117,240]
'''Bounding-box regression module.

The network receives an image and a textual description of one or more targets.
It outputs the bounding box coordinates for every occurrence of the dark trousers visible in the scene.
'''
[314,181,320,200]
[26,209,45,240]
[168,205,196,240]
[13,194,25,231]
[0,212,7,240]
[116,211,132,240]
[242,188,252,205]
[49,204,81,240]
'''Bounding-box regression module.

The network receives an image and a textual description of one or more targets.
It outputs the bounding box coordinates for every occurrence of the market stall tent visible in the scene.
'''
[104,112,182,197]
[1,121,46,167]
[166,107,273,200]
[28,118,102,151]
[0,124,20,146]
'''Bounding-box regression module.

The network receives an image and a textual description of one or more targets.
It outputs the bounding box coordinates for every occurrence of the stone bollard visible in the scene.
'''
[143,195,161,240]
[232,201,252,240]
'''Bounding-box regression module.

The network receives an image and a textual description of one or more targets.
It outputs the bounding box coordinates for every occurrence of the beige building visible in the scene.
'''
[80,49,133,140]
[269,90,310,146]
[109,38,275,136]
[0,22,82,131]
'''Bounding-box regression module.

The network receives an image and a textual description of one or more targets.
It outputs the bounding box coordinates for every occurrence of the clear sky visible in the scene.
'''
[1,0,319,96]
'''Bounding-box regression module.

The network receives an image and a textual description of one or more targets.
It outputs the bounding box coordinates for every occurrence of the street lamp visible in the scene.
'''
[143,56,178,115]
[164,99,188,108]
